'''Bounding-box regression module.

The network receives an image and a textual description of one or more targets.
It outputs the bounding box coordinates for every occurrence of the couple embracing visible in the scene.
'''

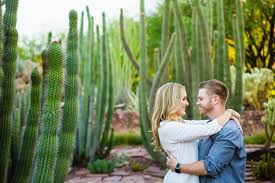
[152,79,246,183]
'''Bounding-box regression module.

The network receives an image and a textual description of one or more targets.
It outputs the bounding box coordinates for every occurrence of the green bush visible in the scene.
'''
[244,131,275,145]
[130,161,142,172]
[243,68,274,110]
[251,153,275,181]
[113,131,142,146]
[87,159,115,174]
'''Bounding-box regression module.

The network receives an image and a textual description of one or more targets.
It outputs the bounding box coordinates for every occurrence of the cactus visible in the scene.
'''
[12,68,41,183]
[214,0,225,81]
[160,0,171,83]
[232,14,243,112]
[90,12,108,161]
[172,0,193,118]
[96,35,114,159]
[262,99,275,149]
[54,10,79,183]
[41,49,49,118]
[79,6,93,154]
[0,0,19,181]
[31,42,63,183]
[190,6,200,118]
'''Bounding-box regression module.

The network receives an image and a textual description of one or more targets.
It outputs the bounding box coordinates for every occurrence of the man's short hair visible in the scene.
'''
[199,79,229,104]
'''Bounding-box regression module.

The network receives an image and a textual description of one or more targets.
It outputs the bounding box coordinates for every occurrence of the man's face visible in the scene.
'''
[196,88,214,116]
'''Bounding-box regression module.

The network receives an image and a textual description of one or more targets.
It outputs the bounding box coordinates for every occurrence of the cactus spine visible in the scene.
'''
[31,42,63,183]
[12,68,41,183]
[0,0,19,181]
[54,10,79,183]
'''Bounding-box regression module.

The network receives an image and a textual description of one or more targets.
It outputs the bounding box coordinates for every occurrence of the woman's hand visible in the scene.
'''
[225,109,243,134]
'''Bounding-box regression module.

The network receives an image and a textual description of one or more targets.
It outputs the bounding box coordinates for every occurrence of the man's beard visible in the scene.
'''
[198,101,214,116]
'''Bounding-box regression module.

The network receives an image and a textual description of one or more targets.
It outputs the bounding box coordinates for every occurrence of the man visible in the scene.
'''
[166,79,246,183]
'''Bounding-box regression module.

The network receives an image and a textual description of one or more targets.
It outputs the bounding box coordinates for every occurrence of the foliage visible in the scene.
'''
[112,153,130,167]
[262,98,275,148]
[243,68,274,110]
[87,159,115,174]
[130,161,142,172]
[113,132,142,146]
[244,131,275,145]
[243,0,275,70]
[18,33,66,63]
[251,153,275,181]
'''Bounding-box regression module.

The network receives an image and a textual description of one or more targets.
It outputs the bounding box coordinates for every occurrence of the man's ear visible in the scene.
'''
[211,95,219,105]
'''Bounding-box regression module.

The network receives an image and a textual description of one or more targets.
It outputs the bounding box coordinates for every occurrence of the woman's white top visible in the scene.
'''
[158,119,223,183]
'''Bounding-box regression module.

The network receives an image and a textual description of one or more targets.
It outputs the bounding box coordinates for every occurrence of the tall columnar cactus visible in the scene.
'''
[54,10,79,183]
[12,68,41,183]
[79,6,93,154]
[232,14,243,112]
[190,6,200,118]
[172,0,193,118]
[159,0,171,83]
[0,0,19,181]
[262,99,275,149]
[96,35,114,159]
[214,0,225,81]
[31,42,63,183]
[90,13,108,161]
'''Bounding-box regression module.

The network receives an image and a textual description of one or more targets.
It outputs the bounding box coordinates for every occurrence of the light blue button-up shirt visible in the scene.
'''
[198,120,246,183]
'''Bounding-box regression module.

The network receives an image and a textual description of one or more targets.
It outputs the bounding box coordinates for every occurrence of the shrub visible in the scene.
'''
[244,130,275,145]
[112,152,130,167]
[113,131,142,146]
[243,68,274,110]
[130,161,142,172]
[87,159,115,174]
[251,153,275,181]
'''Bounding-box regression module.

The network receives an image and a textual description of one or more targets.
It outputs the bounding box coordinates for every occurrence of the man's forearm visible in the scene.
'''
[180,161,208,176]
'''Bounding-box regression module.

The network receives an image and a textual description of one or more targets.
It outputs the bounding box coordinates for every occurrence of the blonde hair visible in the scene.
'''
[151,82,186,152]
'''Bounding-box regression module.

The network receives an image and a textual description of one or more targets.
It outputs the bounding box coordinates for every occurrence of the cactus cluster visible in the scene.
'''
[76,6,114,164]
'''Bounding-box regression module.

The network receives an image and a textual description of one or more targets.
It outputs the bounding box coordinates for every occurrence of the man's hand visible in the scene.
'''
[166,152,177,171]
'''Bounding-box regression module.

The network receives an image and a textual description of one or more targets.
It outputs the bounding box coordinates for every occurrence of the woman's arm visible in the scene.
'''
[164,110,240,142]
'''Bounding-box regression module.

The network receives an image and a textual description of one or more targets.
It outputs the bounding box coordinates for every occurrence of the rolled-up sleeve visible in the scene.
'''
[202,128,242,177]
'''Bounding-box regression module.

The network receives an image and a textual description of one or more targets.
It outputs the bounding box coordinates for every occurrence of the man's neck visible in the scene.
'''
[207,106,226,120]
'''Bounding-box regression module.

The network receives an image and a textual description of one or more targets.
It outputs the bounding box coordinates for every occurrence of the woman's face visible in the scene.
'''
[174,90,189,117]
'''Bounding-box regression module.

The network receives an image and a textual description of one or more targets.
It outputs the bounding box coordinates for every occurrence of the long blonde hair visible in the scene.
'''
[151,82,186,152]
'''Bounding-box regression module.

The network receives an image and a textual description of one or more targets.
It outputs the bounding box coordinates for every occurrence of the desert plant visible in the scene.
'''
[53,10,79,183]
[262,98,275,149]
[130,161,142,172]
[31,42,63,183]
[12,68,41,183]
[243,68,274,110]
[113,153,130,167]
[0,0,20,181]
[251,153,275,181]
[87,159,115,174]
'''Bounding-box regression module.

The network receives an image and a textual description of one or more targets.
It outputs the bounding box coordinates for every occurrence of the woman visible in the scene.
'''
[151,82,240,183]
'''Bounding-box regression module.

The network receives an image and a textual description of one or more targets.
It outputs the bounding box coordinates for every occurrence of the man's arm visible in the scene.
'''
[166,153,207,175]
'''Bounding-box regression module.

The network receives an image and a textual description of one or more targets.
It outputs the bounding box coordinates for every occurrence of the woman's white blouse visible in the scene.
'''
[158,119,222,183]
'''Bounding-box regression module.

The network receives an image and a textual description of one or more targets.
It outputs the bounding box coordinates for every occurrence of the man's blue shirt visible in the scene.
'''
[198,120,246,183]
